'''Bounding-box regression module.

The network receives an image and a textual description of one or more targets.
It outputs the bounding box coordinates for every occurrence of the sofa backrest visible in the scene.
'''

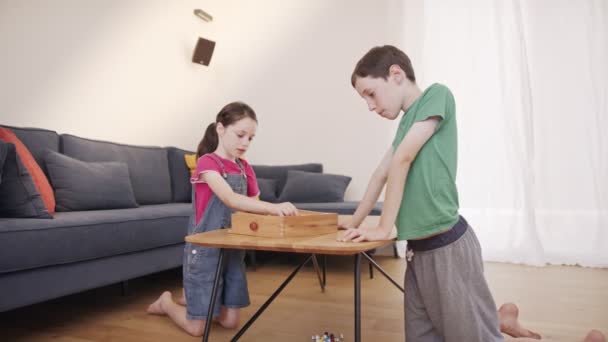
[0,125,60,178]
[252,163,323,196]
[166,147,194,203]
[60,134,172,205]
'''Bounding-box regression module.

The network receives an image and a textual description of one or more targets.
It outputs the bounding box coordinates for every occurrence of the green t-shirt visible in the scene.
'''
[391,83,459,240]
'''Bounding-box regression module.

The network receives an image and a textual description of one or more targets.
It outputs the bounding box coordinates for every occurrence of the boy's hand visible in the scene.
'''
[271,202,299,216]
[338,217,356,230]
[338,226,393,242]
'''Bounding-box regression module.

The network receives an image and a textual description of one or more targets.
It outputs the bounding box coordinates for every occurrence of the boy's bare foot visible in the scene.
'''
[583,330,606,342]
[176,295,186,306]
[146,291,172,315]
[498,303,542,339]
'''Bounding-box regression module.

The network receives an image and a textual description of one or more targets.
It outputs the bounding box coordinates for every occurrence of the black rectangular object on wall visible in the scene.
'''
[192,37,216,66]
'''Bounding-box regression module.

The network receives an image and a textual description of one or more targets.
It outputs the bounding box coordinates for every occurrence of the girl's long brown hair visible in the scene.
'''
[196,102,257,158]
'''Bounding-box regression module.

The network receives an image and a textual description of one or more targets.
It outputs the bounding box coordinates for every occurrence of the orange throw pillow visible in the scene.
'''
[0,128,56,215]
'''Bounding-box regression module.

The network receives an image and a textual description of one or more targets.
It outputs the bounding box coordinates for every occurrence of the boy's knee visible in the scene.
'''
[585,330,606,342]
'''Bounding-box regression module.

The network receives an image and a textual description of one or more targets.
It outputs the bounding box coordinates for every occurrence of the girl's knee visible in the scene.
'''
[185,320,206,337]
[220,316,240,329]
[219,309,240,329]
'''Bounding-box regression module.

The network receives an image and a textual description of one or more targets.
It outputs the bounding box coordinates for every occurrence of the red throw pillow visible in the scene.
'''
[0,127,56,215]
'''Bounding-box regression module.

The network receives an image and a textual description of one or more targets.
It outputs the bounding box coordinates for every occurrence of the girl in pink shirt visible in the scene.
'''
[147,102,298,336]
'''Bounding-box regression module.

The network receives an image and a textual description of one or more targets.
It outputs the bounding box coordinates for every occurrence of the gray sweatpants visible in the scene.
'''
[404,226,504,342]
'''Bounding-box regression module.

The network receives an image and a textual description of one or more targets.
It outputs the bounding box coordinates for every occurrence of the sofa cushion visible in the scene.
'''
[61,134,172,205]
[278,170,351,203]
[1,127,56,215]
[184,153,197,176]
[0,203,191,273]
[167,147,194,203]
[252,163,322,196]
[257,178,279,202]
[0,142,52,218]
[0,125,60,178]
[45,151,138,211]
[294,201,383,216]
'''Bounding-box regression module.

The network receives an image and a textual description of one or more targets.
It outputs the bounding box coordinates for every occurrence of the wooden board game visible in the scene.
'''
[229,210,338,238]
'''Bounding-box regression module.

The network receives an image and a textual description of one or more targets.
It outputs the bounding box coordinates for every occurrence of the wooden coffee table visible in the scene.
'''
[185,216,403,342]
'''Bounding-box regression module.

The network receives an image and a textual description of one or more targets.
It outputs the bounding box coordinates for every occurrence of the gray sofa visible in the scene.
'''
[0,125,380,312]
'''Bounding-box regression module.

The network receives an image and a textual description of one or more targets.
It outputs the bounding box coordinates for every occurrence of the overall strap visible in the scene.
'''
[235,158,247,178]
[208,153,228,178]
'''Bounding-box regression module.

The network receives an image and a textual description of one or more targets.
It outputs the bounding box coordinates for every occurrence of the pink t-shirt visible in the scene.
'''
[190,153,260,225]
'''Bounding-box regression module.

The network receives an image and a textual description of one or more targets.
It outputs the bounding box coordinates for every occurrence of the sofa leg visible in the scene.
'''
[121,280,129,296]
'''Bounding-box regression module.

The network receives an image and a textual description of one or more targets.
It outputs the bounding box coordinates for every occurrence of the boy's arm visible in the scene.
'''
[340,117,440,242]
[343,148,392,228]
[201,172,298,216]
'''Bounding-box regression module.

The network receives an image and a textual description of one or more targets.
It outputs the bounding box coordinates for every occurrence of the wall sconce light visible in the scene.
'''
[192,9,214,66]
[192,37,216,66]
[194,9,213,22]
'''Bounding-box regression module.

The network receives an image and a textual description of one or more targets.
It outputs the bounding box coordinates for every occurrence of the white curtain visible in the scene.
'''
[401,0,608,267]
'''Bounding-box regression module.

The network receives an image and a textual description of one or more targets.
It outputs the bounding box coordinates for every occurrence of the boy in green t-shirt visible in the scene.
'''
[338,45,543,341]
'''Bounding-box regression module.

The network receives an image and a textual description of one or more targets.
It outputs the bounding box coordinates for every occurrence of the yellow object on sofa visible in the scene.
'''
[184,154,197,176]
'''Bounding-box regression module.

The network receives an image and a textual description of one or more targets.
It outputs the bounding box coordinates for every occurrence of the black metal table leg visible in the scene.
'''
[202,248,226,342]
[121,280,129,296]
[231,254,313,341]
[246,250,257,271]
[362,252,404,293]
[311,254,325,292]
[354,253,361,342]
[322,254,327,287]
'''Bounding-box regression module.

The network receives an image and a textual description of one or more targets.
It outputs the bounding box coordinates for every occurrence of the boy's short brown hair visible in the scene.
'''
[351,45,416,87]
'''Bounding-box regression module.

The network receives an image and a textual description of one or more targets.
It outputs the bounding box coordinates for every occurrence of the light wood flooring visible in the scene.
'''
[2,255,607,341]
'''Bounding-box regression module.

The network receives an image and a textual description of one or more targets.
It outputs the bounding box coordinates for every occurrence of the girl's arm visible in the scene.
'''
[201,172,298,216]
[341,147,393,228]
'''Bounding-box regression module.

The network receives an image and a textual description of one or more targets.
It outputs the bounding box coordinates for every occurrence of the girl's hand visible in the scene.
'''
[271,202,299,216]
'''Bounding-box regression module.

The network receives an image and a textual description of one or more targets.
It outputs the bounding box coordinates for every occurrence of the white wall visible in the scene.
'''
[0,0,404,200]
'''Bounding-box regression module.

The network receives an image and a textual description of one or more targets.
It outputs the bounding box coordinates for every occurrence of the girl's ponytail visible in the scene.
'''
[197,123,218,158]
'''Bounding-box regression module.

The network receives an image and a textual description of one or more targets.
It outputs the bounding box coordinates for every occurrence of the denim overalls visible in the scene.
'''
[183,154,250,320]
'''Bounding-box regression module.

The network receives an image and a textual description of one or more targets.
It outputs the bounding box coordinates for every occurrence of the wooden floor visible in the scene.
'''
[2,255,607,342]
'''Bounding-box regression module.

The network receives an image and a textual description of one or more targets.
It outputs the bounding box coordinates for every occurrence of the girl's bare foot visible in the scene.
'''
[583,330,606,342]
[146,291,172,315]
[498,303,541,339]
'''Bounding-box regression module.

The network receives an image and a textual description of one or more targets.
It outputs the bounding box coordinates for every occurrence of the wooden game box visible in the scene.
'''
[228,210,338,238]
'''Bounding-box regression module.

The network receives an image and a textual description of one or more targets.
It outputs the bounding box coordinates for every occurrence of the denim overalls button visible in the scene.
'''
[192,250,197,254]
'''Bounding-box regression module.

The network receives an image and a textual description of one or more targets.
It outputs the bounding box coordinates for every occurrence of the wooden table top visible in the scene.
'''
[185,229,394,255]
